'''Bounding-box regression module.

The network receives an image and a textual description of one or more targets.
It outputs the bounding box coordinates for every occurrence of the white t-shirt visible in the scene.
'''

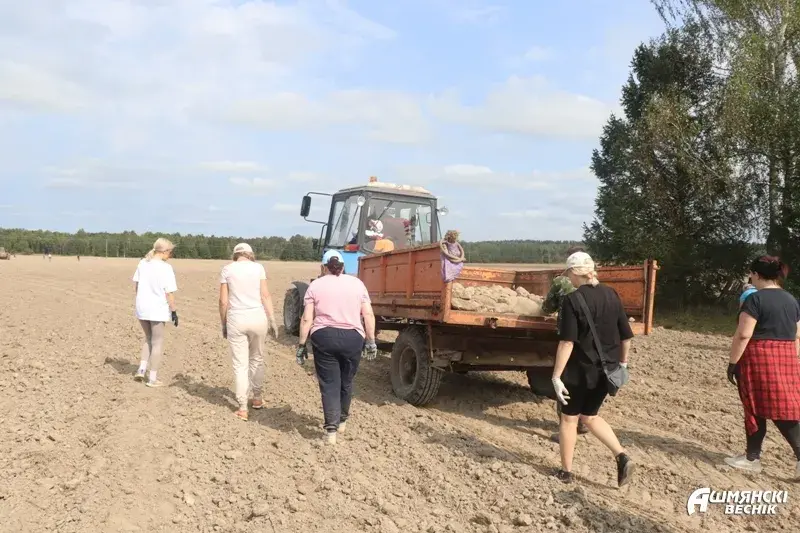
[220,261,267,316]
[133,259,178,322]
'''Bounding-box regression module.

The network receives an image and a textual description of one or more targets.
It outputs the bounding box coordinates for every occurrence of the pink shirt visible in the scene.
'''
[304,274,371,337]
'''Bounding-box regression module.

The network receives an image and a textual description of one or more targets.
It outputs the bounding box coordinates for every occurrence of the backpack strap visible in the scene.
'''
[573,291,609,367]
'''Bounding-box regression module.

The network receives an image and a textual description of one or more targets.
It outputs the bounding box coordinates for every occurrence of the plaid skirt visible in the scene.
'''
[738,339,800,435]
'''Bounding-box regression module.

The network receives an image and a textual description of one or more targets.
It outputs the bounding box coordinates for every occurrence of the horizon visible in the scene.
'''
[0,1,665,241]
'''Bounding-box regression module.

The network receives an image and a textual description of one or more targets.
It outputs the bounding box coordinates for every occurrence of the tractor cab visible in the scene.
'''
[299,177,447,276]
[283,177,447,335]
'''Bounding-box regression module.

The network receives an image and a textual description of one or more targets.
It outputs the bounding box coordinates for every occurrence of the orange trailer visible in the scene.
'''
[358,243,658,406]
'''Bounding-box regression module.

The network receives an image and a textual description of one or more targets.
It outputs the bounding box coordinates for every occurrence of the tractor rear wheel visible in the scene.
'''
[526,369,557,400]
[390,327,442,406]
[283,287,302,336]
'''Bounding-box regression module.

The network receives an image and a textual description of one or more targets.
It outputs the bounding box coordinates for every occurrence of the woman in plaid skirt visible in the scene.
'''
[726,256,800,477]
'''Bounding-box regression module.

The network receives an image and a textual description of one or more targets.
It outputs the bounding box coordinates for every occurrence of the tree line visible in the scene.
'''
[585,0,798,307]
[0,228,582,265]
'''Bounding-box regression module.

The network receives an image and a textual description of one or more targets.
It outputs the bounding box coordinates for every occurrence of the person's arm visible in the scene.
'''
[166,292,177,312]
[620,339,632,365]
[795,320,799,356]
[298,302,315,345]
[260,279,275,320]
[730,313,757,364]
[362,301,376,342]
[219,283,229,326]
[616,292,634,365]
[552,340,574,379]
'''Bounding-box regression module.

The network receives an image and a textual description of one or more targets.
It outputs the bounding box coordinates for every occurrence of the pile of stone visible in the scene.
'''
[450,283,545,316]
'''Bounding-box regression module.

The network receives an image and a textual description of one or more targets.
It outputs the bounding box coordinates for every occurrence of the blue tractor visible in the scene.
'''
[283,176,448,335]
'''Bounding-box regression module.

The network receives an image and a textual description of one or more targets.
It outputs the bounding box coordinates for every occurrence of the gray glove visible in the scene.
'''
[363,341,378,361]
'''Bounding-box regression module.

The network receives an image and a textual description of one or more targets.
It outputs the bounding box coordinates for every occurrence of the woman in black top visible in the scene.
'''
[725,256,800,478]
[551,252,634,486]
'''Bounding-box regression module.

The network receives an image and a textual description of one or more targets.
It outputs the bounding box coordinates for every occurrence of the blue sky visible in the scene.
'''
[0,0,665,241]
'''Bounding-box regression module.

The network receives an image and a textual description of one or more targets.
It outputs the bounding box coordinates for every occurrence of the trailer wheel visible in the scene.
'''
[391,328,442,406]
[526,369,557,400]
[283,286,302,336]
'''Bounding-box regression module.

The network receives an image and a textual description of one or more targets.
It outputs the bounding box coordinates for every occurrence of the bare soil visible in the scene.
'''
[1,256,798,533]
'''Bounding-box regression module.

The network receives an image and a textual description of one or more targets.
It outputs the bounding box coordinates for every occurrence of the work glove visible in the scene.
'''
[727,363,738,386]
[296,344,308,366]
[363,341,378,361]
[171,311,179,327]
[552,377,570,406]
[268,317,280,340]
[221,324,227,339]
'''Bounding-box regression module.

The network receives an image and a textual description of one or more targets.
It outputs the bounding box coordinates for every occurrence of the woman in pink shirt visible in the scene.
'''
[297,250,377,444]
[219,243,279,421]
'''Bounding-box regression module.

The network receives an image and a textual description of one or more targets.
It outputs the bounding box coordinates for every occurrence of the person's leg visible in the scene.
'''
[311,329,342,438]
[227,317,250,416]
[338,330,364,430]
[773,420,800,461]
[555,385,587,481]
[247,317,269,408]
[745,417,768,460]
[558,414,580,477]
[579,382,634,487]
[146,322,165,385]
[726,416,766,472]
[136,320,153,378]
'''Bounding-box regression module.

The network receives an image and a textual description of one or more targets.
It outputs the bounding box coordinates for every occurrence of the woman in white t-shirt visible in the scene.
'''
[132,238,179,388]
[219,243,279,421]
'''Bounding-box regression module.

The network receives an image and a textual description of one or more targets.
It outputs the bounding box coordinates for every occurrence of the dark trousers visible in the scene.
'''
[310,327,363,432]
[746,417,800,461]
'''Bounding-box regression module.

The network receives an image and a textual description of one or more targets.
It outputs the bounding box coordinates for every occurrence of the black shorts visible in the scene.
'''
[560,379,608,417]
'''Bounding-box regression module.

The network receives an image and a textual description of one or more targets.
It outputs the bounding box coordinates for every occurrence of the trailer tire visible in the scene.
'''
[391,328,442,406]
[526,369,557,400]
[283,286,302,336]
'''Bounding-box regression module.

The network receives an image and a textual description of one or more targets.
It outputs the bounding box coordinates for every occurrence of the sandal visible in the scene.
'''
[235,409,248,421]
[145,380,164,388]
[251,399,264,410]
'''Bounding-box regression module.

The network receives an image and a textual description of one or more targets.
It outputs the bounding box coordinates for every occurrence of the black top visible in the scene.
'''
[557,284,634,389]
[740,288,800,341]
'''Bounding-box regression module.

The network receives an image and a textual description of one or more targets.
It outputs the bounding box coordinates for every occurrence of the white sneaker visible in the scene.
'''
[338,421,347,434]
[724,455,763,473]
[324,432,337,445]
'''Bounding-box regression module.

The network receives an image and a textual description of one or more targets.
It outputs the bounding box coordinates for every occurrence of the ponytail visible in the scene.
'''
[145,237,174,261]
[326,258,344,276]
[750,255,789,281]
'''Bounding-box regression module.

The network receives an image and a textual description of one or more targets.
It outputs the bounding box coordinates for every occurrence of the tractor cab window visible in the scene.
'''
[364,197,434,252]
[327,194,363,248]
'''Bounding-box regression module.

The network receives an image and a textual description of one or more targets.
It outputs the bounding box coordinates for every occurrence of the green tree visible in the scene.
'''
[585,25,755,306]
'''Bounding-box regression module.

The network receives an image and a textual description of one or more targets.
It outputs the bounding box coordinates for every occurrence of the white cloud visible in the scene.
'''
[399,164,596,190]
[199,161,266,173]
[523,46,553,62]
[224,90,430,144]
[0,61,89,112]
[499,210,546,219]
[229,177,277,192]
[452,5,504,24]
[42,161,147,190]
[430,76,617,139]
[286,171,321,183]
[0,1,397,131]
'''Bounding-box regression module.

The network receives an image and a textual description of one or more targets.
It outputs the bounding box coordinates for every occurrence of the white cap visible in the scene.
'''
[233,243,253,254]
[322,249,344,264]
[565,251,594,271]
